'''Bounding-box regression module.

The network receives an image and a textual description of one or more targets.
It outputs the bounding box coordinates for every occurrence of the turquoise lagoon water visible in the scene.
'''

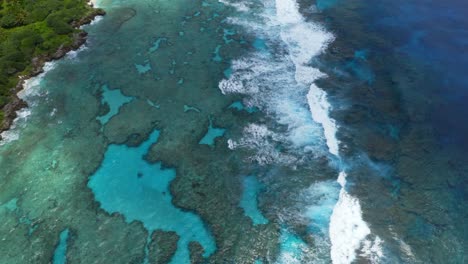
[228,101,258,113]
[53,229,70,264]
[198,118,225,146]
[88,129,216,263]
[97,85,134,125]
[240,176,268,225]
[1,0,466,262]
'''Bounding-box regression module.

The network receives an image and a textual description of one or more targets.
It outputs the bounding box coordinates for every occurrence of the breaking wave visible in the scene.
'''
[218,0,383,262]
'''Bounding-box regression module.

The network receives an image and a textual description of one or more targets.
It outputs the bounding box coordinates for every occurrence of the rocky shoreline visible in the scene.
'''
[0,7,106,138]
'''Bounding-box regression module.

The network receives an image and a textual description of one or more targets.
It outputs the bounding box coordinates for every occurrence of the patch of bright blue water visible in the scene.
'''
[254,260,263,264]
[199,118,225,146]
[88,130,216,263]
[223,29,236,44]
[0,198,18,212]
[240,176,268,225]
[366,0,468,146]
[228,101,258,113]
[18,215,31,226]
[212,45,222,62]
[149,37,167,53]
[278,229,307,262]
[135,61,152,74]
[0,198,37,235]
[223,67,232,78]
[345,50,374,84]
[96,85,134,125]
[253,38,268,52]
[305,180,340,235]
[183,105,200,113]
[228,101,243,111]
[316,0,339,11]
[53,229,70,264]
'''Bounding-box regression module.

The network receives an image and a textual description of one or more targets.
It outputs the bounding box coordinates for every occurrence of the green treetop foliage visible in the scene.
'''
[0,0,98,121]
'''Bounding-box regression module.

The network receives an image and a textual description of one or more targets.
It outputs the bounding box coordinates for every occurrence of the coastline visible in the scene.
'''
[0,5,106,139]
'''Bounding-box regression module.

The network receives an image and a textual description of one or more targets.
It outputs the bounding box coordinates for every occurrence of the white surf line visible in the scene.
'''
[0,13,104,146]
[0,62,57,145]
[88,0,101,8]
[273,0,383,263]
[217,0,382,261]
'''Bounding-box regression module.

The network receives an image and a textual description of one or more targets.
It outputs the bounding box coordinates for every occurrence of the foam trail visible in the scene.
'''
[272,0,384,262]
[0,108,31,145]
[219,0,331,158]
[306,85,339,156]
[0,62,57,145]
[89,0,101,8]
[219,0,382,262]
[329,172,373,264]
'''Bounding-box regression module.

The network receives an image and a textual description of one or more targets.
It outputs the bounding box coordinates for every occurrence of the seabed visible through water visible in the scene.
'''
[1,0,467,263]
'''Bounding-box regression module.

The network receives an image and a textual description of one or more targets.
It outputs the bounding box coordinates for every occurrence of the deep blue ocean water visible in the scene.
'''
[364,0,468,147]
[318,0,468,262]
[0,0,466,263]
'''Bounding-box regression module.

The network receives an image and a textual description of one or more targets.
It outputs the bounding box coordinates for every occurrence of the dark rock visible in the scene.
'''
[189,241,205,264]
[0,8,107,138]
[148,230,179,264]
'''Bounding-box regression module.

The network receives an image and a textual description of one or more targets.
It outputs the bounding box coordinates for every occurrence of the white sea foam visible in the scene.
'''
[0,62,57,145]
[218,2,329,155]
[218,0,250,12]
[272,2,378,261]
[91,15,104,25]
[66,45,89,60]
[304,180,340,251]
[273,0,339,156]
[329,173,372,264]
[398,238,415,261]
[307,85,339,156]
[219,0,382,262]
[389,228,415,261]
[0,62,53,145]
[0,108,31,145]
[361,236,384,262]
[330,171,385,264]
[1,10,103,146]
[80,14,104,28]
[19,61,57,100]
[273,1,385,262]
[89,0,101,8]
[228,123,298,165]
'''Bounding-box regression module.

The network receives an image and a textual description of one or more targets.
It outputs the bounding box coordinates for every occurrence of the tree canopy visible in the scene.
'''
[0,0,97,122]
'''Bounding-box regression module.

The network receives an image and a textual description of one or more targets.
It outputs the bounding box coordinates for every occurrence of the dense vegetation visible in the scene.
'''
[0,0,98,122]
